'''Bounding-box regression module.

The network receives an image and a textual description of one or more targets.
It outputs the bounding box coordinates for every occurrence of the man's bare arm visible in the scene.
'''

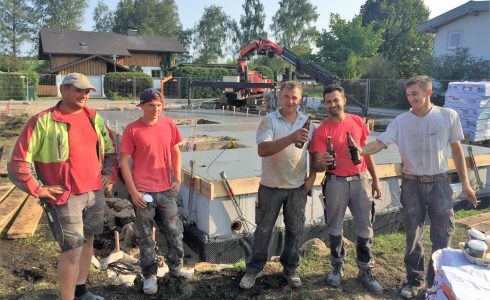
[450,141,477,207]
[360,140,386,156]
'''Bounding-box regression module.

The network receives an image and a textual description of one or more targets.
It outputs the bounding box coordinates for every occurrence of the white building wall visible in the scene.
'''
[178,166,490,238]
[433,11,490,60]
[141,66,162,89]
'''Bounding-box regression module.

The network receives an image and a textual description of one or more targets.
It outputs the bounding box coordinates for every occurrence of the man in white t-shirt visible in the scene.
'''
[359,75,477,299]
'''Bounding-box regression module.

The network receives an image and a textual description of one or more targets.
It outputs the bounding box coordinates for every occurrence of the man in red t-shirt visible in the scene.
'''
[9,73,117,300]
[309,84,383,295]
[120,88,193,295]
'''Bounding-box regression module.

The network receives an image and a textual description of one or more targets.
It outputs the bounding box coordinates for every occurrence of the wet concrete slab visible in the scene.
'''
[98,109,490,182]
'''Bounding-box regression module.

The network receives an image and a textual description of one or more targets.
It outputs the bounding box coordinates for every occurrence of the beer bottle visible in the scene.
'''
[347,131,362,165]
[295,116,311,149]
[327,136,336,170]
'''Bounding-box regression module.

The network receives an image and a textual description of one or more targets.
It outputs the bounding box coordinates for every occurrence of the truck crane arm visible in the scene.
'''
[238,38,368,117]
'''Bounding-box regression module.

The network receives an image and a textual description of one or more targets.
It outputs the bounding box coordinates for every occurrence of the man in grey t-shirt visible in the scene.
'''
[239,81,316,290]
[359,75,477,299]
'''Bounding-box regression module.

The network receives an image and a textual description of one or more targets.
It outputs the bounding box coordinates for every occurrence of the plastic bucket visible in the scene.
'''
[468,239,488,258]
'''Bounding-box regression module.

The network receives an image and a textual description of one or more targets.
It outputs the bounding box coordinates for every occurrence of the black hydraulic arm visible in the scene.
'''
[281,48,368,117]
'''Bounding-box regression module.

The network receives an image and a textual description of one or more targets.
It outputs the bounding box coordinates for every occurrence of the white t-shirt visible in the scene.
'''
[256,110,314,189]
[377,106,464,176]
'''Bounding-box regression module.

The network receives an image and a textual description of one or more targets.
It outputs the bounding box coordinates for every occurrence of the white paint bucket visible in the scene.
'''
[468,239,488,258]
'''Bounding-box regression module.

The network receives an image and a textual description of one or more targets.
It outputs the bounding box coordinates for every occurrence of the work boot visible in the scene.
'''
[239,272,261,289]
[325,263,344,287]
[400,283,426,299]
[357,268,383,295]
[143,275,158,295]
[74,292,105,300]
[169,267,194,280]
[282,272,302,288]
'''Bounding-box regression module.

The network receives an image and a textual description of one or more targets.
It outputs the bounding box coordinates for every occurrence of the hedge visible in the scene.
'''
[103,72,153,100]
[0,71,39,100]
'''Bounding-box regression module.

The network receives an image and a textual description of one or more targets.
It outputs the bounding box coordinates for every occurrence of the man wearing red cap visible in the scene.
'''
[120,88,193,295]
[9,73,118,300]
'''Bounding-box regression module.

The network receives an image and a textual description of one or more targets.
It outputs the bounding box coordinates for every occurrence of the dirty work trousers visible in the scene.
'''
[246,184,307,276]
[323,172,374,270]
[133,190,184,277]
[400,177,453,287]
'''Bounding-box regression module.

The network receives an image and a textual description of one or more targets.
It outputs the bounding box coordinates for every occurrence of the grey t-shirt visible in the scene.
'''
[256,110,314,189]
[377,106,464,176]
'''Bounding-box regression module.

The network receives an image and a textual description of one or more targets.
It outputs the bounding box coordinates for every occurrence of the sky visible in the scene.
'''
[83,0,471,32]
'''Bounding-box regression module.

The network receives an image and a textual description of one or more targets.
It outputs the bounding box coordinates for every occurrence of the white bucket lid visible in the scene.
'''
[468,239,488,251]
[468,228,486,240]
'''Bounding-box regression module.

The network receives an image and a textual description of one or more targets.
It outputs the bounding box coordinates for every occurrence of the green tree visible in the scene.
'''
[430,48,490,80]
[231,0,267,52]
[0,0,32,70]
[193,5,232,63]
[270,0,319,49]
[176,28,194,63]
[360,0,433,78]
[33,0,87,30]
[113,0,182,37]
[113,0,136,33]
[315,14,383,79]
[93,0,115,32]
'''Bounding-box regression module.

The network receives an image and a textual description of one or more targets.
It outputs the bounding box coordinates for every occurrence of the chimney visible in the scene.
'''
[127,27,138,36]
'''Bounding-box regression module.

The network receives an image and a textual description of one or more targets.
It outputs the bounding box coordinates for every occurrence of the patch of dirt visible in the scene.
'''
[0,218,421,300]
[179,135,246,152]
[0,219,59,296]
[0,192,432,300]
[0,114,29,144]
[176,119,219,125]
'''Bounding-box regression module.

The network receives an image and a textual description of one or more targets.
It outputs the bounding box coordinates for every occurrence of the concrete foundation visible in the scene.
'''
[99,107,490,261]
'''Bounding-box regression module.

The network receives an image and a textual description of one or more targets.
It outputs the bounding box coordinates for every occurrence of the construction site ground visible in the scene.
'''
[1,207,489,300]
[1,99,490,299]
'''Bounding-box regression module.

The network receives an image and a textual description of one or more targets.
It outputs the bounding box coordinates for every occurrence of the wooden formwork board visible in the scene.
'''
[0,188,29,233]
[182,154,490,199]
[6,196,43,239]
[457,212,490,234]
[0,184,15,204]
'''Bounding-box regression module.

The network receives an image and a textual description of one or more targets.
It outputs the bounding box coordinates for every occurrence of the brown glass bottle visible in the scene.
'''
[295,116,311,149]
[327,136,336,170]
[347,131,362,165]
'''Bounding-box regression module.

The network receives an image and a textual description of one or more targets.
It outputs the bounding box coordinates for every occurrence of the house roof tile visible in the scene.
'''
[39,28,187,57]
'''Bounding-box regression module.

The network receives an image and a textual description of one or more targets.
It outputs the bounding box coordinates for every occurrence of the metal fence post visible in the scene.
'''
[187,80,192,108]
[132,77,136,100]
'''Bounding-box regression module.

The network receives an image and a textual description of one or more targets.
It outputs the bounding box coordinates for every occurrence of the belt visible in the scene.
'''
[326,173,362,182]
[402,172,448,183]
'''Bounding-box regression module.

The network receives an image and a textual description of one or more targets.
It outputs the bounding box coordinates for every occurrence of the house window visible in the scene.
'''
[448,31,462,49]
[151,70,161,78]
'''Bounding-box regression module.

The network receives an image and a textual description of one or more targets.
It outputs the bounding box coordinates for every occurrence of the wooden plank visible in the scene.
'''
[180,153,490,199]
[0,188,29,233]
[0,144,13,176]
[448,155,490,171]
[210,177,261,199]
[6,196,43,239]
[0,184,15,204]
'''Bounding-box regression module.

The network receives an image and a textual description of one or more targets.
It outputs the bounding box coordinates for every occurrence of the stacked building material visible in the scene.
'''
[445,81,490,142]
